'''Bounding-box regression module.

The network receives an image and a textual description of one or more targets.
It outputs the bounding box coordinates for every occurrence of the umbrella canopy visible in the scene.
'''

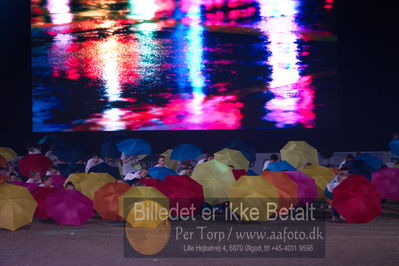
[0,155,7,168]
[285,171,318,207]
[119,186,169,219]
[170,144,202,161]
[137,178,162,187]
[22,182,40,192]
[51,141,83,163]
[64,173,116,200]
[51,175,67,189]
[18,154,53,179]
[371,167,399,201]
[89,162,121,179]
[100,141,121,159]
[161,149,179,170]
[38,135,63,146]
[280,141,319,169]
[355,154,383,172]
[148,167,177,181]
[260,171,298,210]
[214,148,250,170]
[157,175,204,215]
[191,160,236,205]
[0,184,37,231]
[267,161,296,172]
[247,169,258,176]
[0,147,17,162]
[232,169,248,181]
[116,138,151,156]
[224,139,256,164]
[0,175,7,185]
[333,175,381,223]
[46,189,94,225]
[346,160,373,180]
[229,175,279,221]
[126,200,169,228]
[300,165,335,200]
[94,182,131,221]
[389,139,399,156]
[31,187,57,219]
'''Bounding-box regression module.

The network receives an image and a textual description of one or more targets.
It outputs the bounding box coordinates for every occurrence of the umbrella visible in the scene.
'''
[214,148,250,170]
[51,141,83,162]
[228,175,279,221]
[389,139,399,156]
[267,161,296,172]
[116,138,151,156]
[333,175,381,223]
[157,175,204,215]
[300,165,335,200]
[346,160,373,180]
[140,154,161,169]
[247,169,258,176]
[100,141,121,159]
[0,147,17,162]
[18,154,53,179]
[0,175,8,185]
[22,182,40,192]
[355,154,383,172]
[46,189,94,225]
[191,160,236,205]
[119,186,169,220]
[0,155,7,168]
[224,139,257,164]
[38,135,63,146]
[31,187,57,219]
[232,169,248,181]
[161,149,179,170]
[51,175,67,189]
[94,182,131,221]
[137,178,162,187]
[0,184,37,231]
[148,167,177,181]
[280,141,319,169]
[89,162,121,179]
[371,167,399,201]
[126,200,169,228]
[170,144,202,161]
[64,173,116,200]
[285,171,318,207]
[260,171,298,210]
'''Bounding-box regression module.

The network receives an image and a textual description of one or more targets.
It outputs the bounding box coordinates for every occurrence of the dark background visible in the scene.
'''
[1,0,398,155]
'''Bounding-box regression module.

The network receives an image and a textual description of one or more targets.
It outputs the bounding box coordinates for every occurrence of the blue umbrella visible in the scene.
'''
[247,169,258,176]
[148,167,177,181]
[116,138,151,156]
[89,162,121,179]
[38,135,64,145]
[101,141,121,159]
[267,161,296,172]
[355,154,383,172]
[224,140,256,164]
[346,160,373,180]
[170,144,202,161]
[51,142,83,163]
[389,139,399,156]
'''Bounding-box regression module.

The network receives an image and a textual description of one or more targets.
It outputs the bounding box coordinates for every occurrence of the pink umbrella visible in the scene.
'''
[285,171,318,207]
[372,167,399,201]
[45,189,94,226]
[18,154,53,179]
[51,175,67,189]
[31,187,57,219]
[232,169,247,181]
[11,180,25,186]
[22,183,40,192]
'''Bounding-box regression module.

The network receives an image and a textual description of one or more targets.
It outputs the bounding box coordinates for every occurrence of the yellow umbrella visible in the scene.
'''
[161,149,179,170]
[0,183,37,231]
[126,200,169,228]
[300,165,335,200]
[64,173,115,200]
[119,186,169,220]
[0,147,17,162]
[228,176,279,221]
[280,141,319,169]
[191,159,236,205]
[214,148,249,170]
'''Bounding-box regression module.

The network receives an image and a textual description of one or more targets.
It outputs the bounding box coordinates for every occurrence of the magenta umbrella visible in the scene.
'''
[22,183,40,192]
[45,189,94,226]
[51,175,67,189]
[285,171,318,207]
[372,167,399,201]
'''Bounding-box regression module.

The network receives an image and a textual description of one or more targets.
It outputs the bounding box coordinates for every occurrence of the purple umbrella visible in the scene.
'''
[45,189,94,226]
[372,167,399,201]
[285,171,318,207]
[51,175,67,189]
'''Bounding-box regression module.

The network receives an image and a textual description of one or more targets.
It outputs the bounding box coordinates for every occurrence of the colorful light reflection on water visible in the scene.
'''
[31,0,336,131]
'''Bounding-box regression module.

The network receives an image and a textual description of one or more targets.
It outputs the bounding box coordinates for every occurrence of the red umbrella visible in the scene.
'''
[232,169,247,181]
[333,175,381,223]
[138,178,162,187]
[94,182,130,221]
[51,175,67,189]
[372,167,399,201]
[0,155,6,168]
[31,187,57,219]
[285,171,318,207]
[46,189,94,226]
[18,154,52,179]
[158,175,204,215]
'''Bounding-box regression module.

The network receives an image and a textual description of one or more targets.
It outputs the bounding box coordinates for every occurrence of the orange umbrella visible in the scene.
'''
[260,171,298,211]
[94,182,131,221]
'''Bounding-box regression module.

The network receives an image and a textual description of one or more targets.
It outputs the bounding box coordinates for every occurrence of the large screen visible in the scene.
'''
[31,0,336,132]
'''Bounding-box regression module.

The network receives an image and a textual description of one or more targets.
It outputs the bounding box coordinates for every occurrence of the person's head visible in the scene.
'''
[26,143,41,153]
[65,182,75,190]
[185,164,194,174]
[270,154,279,162]
[42,176,53,187]
[139,168,149,178]
[30,170,41,181]
[92,152,100,162]
[9,172,19,182]
[205,153,214,161]
[47,166,59,175]
[157,155,166,166]
[338,166,349,176]
[346,154,354,160]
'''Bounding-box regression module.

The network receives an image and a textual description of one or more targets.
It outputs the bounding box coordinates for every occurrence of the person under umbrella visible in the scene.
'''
[324,167,349,222]
[85,152,104,173]
[154,155,169,168]
[89,158,121,179]
[262,154,279,171]
[26,170,42,184]
[196,153,214,166]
